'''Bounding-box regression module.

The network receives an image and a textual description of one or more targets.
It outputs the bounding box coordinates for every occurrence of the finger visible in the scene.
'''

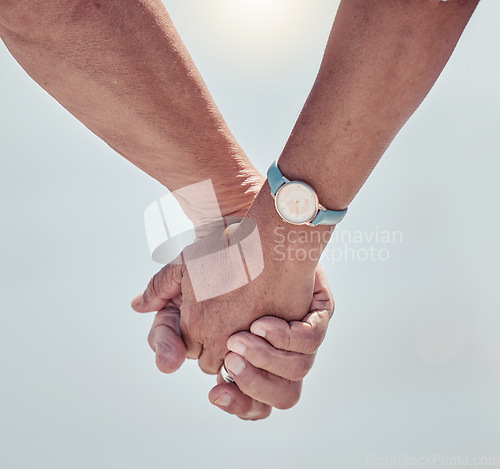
[224,352,303,410]
[178,314,204,361]
[197,342,225,375]
[227,331,315,381]
[249,309,332,355]
[131,259,183,313]
[310,264,335,313]
[148,306,187,374]
[209,382,272,421]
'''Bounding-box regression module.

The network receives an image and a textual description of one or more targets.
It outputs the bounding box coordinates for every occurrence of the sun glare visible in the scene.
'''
[188,0,322,71]
[227,0,284,21]
[172,0,340,76]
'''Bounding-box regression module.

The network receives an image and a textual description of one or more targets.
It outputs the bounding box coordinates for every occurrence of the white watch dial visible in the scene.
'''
[275,182,319,225]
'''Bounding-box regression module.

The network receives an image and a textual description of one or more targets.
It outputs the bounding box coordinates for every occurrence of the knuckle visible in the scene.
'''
[283,330,293,350]
[275,384,302,410]
[297,341,317,356]
[248,344,274,370]
[198,359,219,375]
[150,271,163,297]
[233,399,254,419]
[271,327,293,351]
[234,371,258,396]
[293,324,324,355]
[291,354,316,380]
[260,406,273,420]
[304,352,317,372]
[240,406,272,421]
[307,328,324,353]
[259,355,275,373]
[230,331,252,343]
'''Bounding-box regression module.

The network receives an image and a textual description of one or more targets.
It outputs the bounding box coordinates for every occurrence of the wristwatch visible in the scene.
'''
[267,160,348,226]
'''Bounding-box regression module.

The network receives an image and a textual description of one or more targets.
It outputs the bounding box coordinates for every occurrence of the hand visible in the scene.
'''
[132,218,317,374]
[209,266,333,420]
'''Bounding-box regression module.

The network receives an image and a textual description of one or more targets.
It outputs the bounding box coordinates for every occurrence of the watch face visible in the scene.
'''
[275,182,319,225]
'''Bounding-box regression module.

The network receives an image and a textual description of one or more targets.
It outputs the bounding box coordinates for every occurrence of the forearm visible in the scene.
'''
[248,0,479,270]
[279,0,479,211]
[0,0,262,219]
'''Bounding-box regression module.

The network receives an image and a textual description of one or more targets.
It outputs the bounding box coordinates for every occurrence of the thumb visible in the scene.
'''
[149,306,187,374]
[132,259,183,313]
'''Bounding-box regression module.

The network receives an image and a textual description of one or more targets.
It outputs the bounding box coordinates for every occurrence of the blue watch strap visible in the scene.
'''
[267,160,287,195]
[267,159,348,226]
[311,206,348,226]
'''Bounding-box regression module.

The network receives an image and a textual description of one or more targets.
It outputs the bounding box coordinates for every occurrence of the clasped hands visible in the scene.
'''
[132,178,334,421]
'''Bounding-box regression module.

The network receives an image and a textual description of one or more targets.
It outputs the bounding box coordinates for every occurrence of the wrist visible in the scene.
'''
[220,171,265,219]
[172,165,264,228]
[244,182,333,276]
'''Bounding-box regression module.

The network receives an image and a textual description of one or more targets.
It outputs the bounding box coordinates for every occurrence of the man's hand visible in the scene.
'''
[209,266,333,420]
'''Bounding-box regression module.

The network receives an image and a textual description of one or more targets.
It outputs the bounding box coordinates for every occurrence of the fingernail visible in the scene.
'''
[251,325,267,339]
[214,393,232,408]
[228,340,247,356]
[227,355,246,376]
